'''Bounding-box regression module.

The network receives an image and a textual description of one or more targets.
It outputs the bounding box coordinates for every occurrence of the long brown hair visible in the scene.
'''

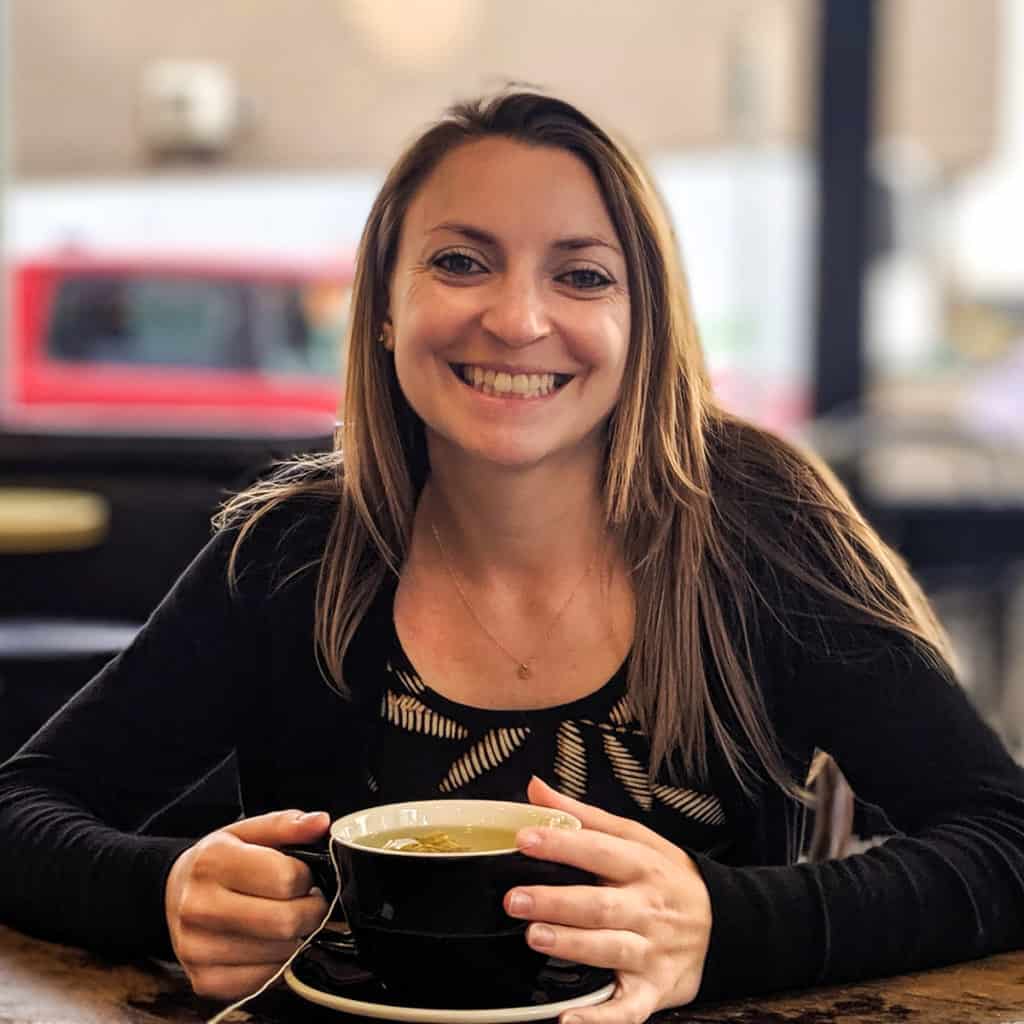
[218,90,953,801]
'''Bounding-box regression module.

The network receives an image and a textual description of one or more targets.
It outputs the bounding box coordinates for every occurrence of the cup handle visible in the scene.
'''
[283,842,357,948]
[281,843,337,897]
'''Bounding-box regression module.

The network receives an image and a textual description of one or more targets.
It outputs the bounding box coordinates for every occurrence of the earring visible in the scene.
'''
[378,324,394,351]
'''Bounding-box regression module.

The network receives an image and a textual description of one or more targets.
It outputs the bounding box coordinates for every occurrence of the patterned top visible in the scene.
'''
[367,618,733,859]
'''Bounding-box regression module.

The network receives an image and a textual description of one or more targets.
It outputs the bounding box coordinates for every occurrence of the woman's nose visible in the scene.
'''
[479,276,551,348]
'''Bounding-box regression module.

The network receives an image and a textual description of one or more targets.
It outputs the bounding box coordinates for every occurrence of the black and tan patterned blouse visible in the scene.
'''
[367,619,733,859]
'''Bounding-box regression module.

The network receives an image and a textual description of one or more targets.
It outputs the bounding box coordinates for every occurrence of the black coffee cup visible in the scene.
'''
[287,799,594,1007]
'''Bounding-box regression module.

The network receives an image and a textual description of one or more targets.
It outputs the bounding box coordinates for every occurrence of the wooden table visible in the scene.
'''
[2,925,1023,1023]
[0,487,110,554]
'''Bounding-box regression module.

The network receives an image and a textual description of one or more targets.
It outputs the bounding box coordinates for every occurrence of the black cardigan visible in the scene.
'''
[1,495,1022,1003]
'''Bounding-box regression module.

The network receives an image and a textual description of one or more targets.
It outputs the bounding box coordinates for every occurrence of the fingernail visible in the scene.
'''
[518,829,541,849]
[563,1015,582,1024]
[529,924,555,948]
[309,886,324,898]
[508,891,532,915]
[296,811,326,823]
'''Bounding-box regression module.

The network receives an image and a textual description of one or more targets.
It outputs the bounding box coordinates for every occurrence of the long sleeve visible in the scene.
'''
[0,523,266,957]
[695,629,1024,1000]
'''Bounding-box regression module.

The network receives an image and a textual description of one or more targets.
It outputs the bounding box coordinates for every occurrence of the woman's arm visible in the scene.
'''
[0,523,267,957]
[694,632,1024,1000]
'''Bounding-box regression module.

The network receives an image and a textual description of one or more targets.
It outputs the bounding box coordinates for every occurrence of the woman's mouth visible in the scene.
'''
[450,363,573,399]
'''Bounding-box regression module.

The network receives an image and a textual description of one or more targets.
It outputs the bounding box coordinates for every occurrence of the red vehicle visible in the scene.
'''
[5,251,353,436]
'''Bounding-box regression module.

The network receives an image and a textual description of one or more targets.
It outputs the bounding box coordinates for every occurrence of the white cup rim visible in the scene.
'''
[330,798,582,858]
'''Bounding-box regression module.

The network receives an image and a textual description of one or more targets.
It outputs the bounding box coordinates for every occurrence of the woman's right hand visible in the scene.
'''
[164,808,331,1000]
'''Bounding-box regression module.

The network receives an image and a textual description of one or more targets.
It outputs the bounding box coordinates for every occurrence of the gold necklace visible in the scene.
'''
[430,519,600,680]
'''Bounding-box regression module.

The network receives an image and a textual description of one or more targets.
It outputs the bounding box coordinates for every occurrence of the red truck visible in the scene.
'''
[5,250,352,436]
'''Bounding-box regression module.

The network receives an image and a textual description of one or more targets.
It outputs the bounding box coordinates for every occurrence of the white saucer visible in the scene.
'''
[283,961,616,1022]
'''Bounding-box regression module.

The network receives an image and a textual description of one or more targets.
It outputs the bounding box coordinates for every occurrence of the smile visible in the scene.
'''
[450,364,574,399]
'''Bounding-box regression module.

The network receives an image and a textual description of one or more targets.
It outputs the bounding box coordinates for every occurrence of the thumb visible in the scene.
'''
[223,808,330,848]
[527,776,652,845]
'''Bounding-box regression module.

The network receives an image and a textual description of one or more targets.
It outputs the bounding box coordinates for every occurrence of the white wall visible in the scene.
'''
[951,0,1024,294]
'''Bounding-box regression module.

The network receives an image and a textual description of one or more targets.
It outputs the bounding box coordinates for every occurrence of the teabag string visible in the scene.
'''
[206,840,344,1024]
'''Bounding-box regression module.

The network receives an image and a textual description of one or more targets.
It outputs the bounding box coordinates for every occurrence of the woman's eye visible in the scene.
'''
[559,268,612,290]
[433,252,485,276]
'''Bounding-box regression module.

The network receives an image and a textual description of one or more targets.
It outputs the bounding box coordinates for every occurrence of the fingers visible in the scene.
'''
[179,887,328,942]
[167,810,335,1004]
[527,777,682,864]
[224,808,330,847]
[507,791,711,1023]
[506,884,644,934]
[175,886,329,999]
[522,780,699,889]
[174,927,303,968]
[525,921,649,974]
[185,961,287,1001]
[211,837,315,900]
[517,821,654,885]
[527,777,646,842]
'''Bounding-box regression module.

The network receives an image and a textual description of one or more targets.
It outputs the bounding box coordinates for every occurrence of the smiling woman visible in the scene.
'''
[0,90,1023,1024]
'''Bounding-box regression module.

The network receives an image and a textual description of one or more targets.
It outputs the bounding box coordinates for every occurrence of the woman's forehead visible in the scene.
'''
[401,137,620,247]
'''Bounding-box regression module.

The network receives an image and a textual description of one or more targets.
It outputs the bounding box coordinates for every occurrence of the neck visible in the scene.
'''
[419,442,610,584]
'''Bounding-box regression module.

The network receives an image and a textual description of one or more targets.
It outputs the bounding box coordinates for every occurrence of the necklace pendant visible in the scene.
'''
[517,663,532,680]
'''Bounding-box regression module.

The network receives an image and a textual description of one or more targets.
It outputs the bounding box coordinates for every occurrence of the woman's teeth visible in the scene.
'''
[458,365,564,398]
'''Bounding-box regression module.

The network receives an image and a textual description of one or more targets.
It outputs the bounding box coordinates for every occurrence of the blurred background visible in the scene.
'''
[0,1,1021,822]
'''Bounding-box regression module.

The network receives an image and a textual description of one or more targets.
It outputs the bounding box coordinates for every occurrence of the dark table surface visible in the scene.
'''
[3,924,1024,1024]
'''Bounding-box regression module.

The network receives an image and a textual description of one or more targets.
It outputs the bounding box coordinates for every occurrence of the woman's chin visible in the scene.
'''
[425,419,608,477]
[430,437,584,475]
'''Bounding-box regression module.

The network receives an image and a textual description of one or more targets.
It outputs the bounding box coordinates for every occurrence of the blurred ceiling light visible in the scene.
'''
[138,60,242,161]
[342,0,482,69]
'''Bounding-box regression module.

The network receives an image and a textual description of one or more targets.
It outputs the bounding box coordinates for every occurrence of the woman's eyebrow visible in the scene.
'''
[428,222,621,256]
[428,222,497,246]
[552,235,623,256]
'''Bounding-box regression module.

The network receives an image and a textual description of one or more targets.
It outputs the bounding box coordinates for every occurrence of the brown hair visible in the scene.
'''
[218,90,953,805]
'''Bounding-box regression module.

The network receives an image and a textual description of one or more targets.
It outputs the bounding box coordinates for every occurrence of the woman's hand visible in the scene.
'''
[164,809,330,1000]
[508,777,712,1024]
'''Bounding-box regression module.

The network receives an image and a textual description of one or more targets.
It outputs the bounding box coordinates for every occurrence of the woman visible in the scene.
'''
[1,91,1022,1024]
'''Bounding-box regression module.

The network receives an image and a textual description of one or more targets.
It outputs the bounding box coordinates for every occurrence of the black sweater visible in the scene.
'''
[1,495,1022,1003]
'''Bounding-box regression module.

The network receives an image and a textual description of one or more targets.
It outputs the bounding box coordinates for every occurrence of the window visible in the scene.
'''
[250,280,348,377]
[47,275,249,370]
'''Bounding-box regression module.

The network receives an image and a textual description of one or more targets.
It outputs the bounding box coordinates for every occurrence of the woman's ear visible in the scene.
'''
[378,321,395,351]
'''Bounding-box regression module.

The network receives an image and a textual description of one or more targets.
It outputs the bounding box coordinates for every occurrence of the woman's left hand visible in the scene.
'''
[507,776,712,1024]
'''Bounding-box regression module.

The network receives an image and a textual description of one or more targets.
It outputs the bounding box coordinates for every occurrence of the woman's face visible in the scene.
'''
[387,137,631,474]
